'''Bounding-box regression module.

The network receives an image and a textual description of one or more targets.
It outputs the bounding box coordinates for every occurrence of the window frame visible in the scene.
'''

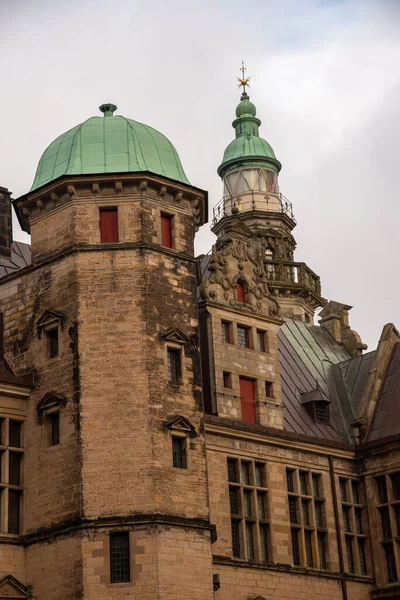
[221,321,232,344]
[110,531,131,583]
[339,477,368,576]
[167,346,182,385]
[227,457,270,563]
[161,212,173,249]
[257,329,267,353]
[0,417,24,535]
[172,435,187,469]
[237,324,251,349]
[99,207,119,243]
[286,469,327,570]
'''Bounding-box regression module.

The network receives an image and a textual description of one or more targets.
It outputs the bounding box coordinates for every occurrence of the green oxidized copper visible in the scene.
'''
[218,92,281,178]
[31,103,189,191]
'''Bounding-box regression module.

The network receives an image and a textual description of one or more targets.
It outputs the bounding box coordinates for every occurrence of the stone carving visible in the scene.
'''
[199,224,280,317]
[0,575,30,598]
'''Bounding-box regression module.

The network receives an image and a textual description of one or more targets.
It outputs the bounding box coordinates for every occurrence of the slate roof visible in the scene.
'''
[279,320,352,442]
[366,342,400,442]
[0,241,31,278]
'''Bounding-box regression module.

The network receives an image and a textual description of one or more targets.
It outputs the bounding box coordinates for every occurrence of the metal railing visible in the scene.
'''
[212,192,296,227]
[264,260,321,296]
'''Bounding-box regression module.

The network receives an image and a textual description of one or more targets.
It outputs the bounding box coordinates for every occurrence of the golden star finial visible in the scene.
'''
[237,60,250,92]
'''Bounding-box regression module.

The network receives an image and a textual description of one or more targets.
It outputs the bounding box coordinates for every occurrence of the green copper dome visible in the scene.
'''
[31,103,189,191]
[218,93,281,177]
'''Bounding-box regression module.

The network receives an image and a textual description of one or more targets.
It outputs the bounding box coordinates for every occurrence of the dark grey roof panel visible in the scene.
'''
[0,241,31,278]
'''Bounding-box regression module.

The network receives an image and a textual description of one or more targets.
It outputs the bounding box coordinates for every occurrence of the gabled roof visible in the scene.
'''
[0,241,31,278]
[366,342,400,442]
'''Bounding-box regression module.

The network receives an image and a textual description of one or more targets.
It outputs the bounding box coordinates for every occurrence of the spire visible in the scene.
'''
[217,65,281,178]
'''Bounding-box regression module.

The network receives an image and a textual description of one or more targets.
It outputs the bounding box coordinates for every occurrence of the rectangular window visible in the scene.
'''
[315,403,329,424]
[287,469,326,569]
[167,348,181,384]
[0,420,24,536]
[340,477,368,575]
[49,413,60,446]
[286,470,295,493]
[257,330,267,353]
[265,382,273,398]
[221,321,232,344]
[318,533,327,570]
[291,528,300,566]
[391,473,400,501]
[227,458,238,483]
[239,377,256,424]
[8,491,20,534]
[229,487,240,515]
[231,520,241,558]
[260,524,269,563]
[305,530,313,567]
[172,437,187,469]
[110,532,130,583]
[227,458,269,563]
[346,536,354,573]
[255,463,265,488]
[358,539,367,575]
[9,422,21,448]
[223,372,232,388]
[299,471,308,495]
[237,325,251,348]
[100,208,118,243]
[241,462,251,485]
[384,543,398,583]
[376,476,388,504]
[47,329,59,358]
[312,474,320,498]
[161,214,173,248]
[9,453,21,486]
[380,507,392,540]
[246,522,254,560]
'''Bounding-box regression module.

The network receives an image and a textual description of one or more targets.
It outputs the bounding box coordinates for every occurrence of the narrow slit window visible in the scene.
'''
[172,436,187,469]
[100,208,118,243]
[9,453,21,486]
[47,328,59,359]
[223,372,232,388]
[265,382,273,398]
[49,413,60,446]
[161,214,173,248]
[167,348,181,384]
[237,325,251,348]
[9,421,21,448]
[110,532,130,583]
[221,321,232,344]
[237,280,246,302]
[8,491,21,535]
[257,330,267,352]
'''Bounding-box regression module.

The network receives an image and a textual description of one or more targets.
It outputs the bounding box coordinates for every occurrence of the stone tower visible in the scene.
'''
[3,103,214,599]
[211,88,324,323]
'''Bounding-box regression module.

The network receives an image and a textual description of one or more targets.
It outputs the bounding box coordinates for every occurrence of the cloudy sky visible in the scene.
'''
[1,0,399,350]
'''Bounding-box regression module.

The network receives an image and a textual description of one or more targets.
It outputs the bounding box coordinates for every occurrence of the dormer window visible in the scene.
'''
[301,389,330,426]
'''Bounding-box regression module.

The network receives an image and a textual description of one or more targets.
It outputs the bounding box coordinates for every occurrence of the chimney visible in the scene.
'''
[319,300,367,357]
[0,187,12,260]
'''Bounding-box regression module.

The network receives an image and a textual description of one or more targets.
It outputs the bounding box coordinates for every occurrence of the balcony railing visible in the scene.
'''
[264,260,321,297]
[212,192,296,227]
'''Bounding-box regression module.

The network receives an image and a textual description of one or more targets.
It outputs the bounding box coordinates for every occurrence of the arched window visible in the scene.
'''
[237,280,247,303]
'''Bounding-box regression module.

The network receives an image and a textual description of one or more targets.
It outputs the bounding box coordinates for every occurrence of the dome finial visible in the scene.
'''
[99,103,117,117]
[237,61,250,95]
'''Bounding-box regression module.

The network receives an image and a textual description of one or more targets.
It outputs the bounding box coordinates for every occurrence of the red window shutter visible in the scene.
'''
[161,214,172,248]
[237,281,245,302]
[100,208,118,243]
[239,377,256,424]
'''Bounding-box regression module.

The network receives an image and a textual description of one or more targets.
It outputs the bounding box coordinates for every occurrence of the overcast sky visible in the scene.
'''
[1,0,399,350]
